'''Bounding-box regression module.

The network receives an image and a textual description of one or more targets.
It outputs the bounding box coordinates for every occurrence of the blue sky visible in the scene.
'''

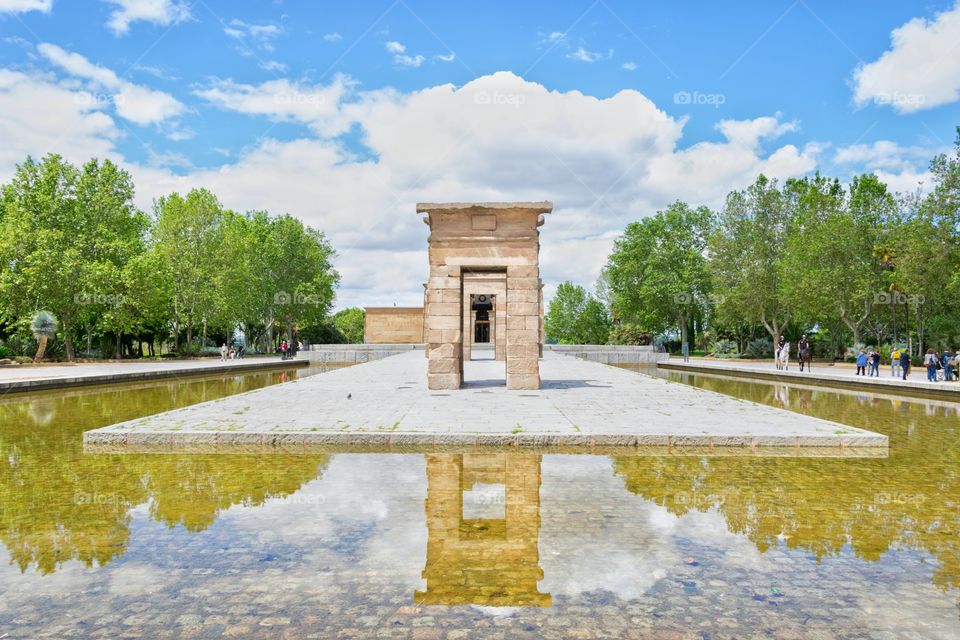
[1,1,959,307]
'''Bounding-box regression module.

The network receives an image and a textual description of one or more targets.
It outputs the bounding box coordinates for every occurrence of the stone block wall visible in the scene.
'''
[364,307,424,344]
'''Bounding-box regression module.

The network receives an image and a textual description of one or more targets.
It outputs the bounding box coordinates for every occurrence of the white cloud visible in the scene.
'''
[833,140,937,194]
[622,61,637,71]
[0,67,837,309]
[37,43,185,126]
[0,68,119,175]
[139,72,819,307]
[852,1,960,113]
[567,46,611,63]
[435,53,455,63]
[386,41,425,68]
[259,60,288,73]
[104,0,191,35]
[0,0,51,13]
[323,32,342,42]
[194,76,351,135]
[224,18,282,51]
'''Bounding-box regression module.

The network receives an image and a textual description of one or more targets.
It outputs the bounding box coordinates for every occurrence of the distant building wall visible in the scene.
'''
[364,307,424,344]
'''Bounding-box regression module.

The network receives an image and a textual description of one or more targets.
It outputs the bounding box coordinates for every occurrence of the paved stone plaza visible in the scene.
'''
[0,357,305,393]
[84,351,887,449]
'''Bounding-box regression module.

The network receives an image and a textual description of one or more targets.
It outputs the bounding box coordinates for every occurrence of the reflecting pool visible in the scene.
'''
[1,366,958,638]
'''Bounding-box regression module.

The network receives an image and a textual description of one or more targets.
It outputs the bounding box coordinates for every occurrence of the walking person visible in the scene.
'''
[891,346,901,378]
[900,349,910,380]
[943,349,955,382]
[220,342,228,361]
[855,349,867,376]
[280,340,288,360]
[899,349,911,381]
[869,349,881,377]
[924,348,939,382]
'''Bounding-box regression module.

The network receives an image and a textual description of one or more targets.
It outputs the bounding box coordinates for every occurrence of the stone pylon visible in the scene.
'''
[417,202,551,390]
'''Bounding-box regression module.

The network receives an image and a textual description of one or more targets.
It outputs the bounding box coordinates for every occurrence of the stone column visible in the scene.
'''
[426,265,462,389]
[506,265,541,390]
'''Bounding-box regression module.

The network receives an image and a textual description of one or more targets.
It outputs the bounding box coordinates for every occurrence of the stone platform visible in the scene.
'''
[83,351,887,451]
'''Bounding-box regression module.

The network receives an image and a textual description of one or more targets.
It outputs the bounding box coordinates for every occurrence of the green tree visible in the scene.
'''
[606,201,713,354]
[710,175,792,345]
[782,174,889,347]
[152,188,225,353]
[545,282,611,344]
[0,155,143,360]
[262,214,339,345]
[332,307,365,343]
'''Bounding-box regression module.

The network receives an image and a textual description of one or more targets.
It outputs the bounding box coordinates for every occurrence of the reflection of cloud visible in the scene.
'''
[227,454,427,587]
[539,456,677,600]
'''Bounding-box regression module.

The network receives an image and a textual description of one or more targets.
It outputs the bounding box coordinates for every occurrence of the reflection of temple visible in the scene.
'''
[416,454,551,607]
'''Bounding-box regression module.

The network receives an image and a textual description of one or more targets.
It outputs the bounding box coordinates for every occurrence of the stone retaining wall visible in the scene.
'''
[300,344,423,364]
[545,344,669,365]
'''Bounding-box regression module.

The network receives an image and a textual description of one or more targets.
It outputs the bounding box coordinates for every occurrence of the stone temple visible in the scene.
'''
[417,201,551,390]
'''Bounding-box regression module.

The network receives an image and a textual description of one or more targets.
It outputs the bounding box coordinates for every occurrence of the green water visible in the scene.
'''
[0,365,958,638]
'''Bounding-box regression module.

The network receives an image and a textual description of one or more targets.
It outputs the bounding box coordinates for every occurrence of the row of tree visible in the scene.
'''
[0,154,348,360]
[548,127,960,357]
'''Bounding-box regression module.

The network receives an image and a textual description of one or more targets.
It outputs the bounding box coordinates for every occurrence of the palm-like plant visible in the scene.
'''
[30,311,58,361]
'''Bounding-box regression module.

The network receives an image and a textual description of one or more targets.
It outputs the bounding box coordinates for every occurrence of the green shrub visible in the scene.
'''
[744,338,772,359]
[711,339,739,359]
[609,324,652,345]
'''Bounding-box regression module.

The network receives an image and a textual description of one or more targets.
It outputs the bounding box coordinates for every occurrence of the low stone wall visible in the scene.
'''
[300,344,423,364]
[544,344,669,365]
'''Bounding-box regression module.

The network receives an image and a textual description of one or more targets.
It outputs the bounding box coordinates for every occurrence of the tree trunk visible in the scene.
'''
[34,335,48,360]
[63,326,75,361]
[115,333,122,359]
[85,324,93,357]
[186,313,193,354]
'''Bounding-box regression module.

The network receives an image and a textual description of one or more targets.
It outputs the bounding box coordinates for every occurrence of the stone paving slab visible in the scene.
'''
[0,357,306,394]
[84,351,887,451]
[659,359,960,399]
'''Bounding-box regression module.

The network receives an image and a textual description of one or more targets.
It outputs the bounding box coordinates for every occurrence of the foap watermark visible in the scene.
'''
[74,91,125,108]
[672,293,726,305]
[875,92,925,109]
[873,491,925,507]
[673,90,726,108]
[74,491,127,506]
[74,292,126,306]
[473,90,526,108]
[273,91,326,108]
[274,291,324,306]
[874,292,925,306]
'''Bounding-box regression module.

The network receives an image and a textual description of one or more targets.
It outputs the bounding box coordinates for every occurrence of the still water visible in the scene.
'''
[1,365,958,638]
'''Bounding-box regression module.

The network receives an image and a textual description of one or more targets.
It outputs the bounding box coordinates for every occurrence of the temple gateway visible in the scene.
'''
[417,201,551,390]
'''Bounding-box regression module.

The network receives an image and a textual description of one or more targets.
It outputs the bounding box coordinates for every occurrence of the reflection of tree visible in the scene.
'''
[139,455,328,532]
[0,370,327,574]
[614,374,960,590]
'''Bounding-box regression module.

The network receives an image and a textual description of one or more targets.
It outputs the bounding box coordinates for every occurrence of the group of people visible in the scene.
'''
[855,346,959,382]
[279,339,304,360]
[219,343,244,360]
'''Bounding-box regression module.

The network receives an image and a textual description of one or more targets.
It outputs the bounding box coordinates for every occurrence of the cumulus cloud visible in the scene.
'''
[852,1,960,113]
[37,43,185,126]
[0,0,51,13]
[0,67,827,308]
[104,0,191,35]
[833,140,937,194]
[0,68,119,172]
[193,75,351,135]
[386,41,425,68]
[323,32,342,42]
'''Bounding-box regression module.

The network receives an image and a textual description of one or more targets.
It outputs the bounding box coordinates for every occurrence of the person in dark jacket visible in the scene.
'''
[899,349,911,381]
